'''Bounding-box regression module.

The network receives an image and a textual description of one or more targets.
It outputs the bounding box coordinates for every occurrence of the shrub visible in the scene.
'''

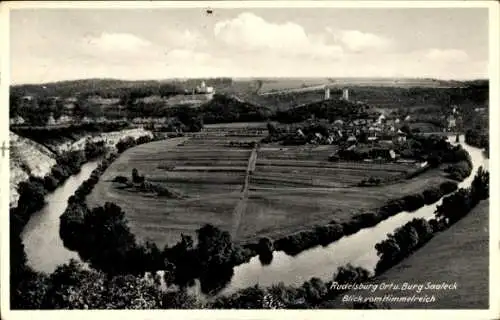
[113,176,129,184]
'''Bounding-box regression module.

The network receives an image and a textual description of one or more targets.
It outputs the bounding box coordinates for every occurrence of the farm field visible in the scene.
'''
[257,78,332,94]
[323,199,489,309]
[237,146,450,242]
[88,134,452,248]
[87,136,260,247]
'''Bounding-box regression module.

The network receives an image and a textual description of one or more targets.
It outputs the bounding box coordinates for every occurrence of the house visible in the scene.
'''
[46,114,56,126]
[396,129,407,142]
[389,149,397,160]
[367,136,378,143]
[376,114,386,124]
[10,116,26,125]
[57,115,73,124]
[196,81,214,94]
[447,115,456,130]
[346,144,356,151]
[347,135,357,143]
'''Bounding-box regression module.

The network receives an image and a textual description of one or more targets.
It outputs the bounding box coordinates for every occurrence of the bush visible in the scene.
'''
[43,175,59,192]
[113,176,129,184]
[445,160,472,181]
[84,140,107,160]
[422,187,441,204]
[401,193,425,212]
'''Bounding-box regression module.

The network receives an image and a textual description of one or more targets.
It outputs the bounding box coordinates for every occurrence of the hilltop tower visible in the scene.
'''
[342,88,349,101]
[324,87,331,100]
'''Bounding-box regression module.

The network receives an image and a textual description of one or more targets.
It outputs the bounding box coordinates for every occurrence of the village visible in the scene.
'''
[264,104,461,165]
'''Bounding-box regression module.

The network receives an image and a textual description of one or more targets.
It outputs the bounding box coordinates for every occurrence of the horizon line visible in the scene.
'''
[10,76,489,87]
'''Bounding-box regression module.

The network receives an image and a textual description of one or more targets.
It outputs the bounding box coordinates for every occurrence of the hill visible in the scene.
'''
[272,98,371,123]
[199,94,272,124]
[9,132,58,207]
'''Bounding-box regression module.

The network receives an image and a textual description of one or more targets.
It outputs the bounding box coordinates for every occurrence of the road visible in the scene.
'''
[230,144,259,239]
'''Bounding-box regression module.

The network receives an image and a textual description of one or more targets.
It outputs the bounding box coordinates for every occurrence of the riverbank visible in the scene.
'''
[321,194,489,309]
[12,130,156,277]
[9,128,153,207]
[373,199,488,309]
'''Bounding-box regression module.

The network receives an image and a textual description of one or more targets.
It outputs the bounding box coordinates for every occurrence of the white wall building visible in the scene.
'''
[342,88,349,101]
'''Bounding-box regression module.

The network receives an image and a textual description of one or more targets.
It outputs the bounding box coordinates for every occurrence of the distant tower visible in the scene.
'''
[342,88,349,101]
[324,87,331,100]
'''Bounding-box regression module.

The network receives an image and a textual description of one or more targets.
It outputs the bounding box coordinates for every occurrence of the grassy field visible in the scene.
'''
[88,133,453,248]
[324,199,489,309]
[87,136,257,247]
[236,145,450,243]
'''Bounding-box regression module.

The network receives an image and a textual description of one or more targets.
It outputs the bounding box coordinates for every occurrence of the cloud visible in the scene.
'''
[164,49,210,63]
[84,32,152,53]
[424,49,469,62]
[162,29,207,50]
[329,28,392,52]
[214,12,343,59]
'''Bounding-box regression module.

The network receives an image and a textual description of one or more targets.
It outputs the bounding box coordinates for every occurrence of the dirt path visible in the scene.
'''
[231,144,259,239]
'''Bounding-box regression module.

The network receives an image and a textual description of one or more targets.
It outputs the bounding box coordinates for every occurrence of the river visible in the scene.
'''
[218,135,488,294]
[21,161,100,274]
[20,136,487,293]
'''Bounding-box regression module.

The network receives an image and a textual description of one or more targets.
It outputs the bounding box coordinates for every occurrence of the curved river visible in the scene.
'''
[21,161,100,274]
[21,136,487,293]
[219,135,488,295]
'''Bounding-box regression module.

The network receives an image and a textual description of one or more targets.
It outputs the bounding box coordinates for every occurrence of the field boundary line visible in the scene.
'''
[231,143,259,239]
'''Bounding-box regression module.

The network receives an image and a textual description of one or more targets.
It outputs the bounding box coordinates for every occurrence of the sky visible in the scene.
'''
[9,7,489,84]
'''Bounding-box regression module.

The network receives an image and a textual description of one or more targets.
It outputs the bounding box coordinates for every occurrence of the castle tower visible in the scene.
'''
[342,88,349,101]
[324,87,331,100]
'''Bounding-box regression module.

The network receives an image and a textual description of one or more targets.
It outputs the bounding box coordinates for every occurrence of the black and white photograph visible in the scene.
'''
[1,1,498,317]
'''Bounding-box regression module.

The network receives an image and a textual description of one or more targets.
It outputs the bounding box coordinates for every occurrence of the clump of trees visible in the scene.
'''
[272,99,369,124]
[113,167,184,199]
[200,94,272,124]
[465,128,488,150]
[210,263,371,309]
[374,218,435,274]
[84,140,107,160]
[444,160,472,181]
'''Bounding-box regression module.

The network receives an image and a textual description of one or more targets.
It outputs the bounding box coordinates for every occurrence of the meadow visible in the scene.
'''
[88,129,452,248]
[322,199,489,309]
[237,145,450,243]
[378,199,489,309]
